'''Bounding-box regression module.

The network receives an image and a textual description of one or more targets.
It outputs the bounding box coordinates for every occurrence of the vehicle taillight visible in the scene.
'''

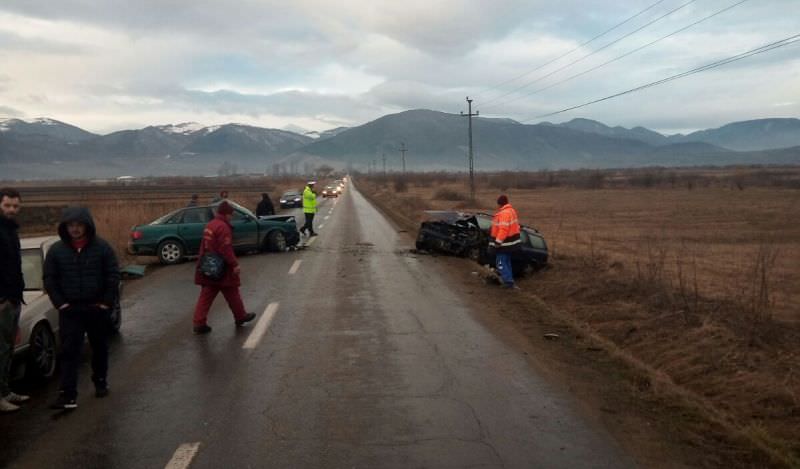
[131,230,144,240]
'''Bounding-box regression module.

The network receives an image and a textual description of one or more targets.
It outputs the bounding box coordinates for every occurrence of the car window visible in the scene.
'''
[231,210,251,222]
[476,215,493,231]
[151,209,182,225]
[21,249,43,291]
[528,232,546,250]
[181,208,211,224]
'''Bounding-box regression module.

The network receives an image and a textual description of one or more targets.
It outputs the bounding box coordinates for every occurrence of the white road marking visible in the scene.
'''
[324,215,330,220]
[165,442,201,469]
[288,260,302,275]
[243,302,280,350]
[307,236,318,246]
[319,224,325,229]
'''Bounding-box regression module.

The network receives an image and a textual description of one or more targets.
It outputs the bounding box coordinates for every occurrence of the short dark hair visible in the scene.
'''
[497,194,509,206]
[0,188,21,201]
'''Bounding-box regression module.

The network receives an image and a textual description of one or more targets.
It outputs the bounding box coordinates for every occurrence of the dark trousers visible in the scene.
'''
[302,212,315,235]
[59,305,110,398]
[0,299,21,397]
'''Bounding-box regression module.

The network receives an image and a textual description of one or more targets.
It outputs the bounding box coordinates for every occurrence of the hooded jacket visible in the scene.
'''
[490,203,521,252]
[0,214,24,303]
[194,213,241,288]
[43,207,120,308]
[303,186,317,214]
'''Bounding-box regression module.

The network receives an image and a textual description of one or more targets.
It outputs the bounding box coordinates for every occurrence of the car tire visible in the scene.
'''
[415,233,427,251]
[465,246,481,261]
[157,239,185,265]
[267,231,287,252]
[110,298,122,334]
[26,323,57,380]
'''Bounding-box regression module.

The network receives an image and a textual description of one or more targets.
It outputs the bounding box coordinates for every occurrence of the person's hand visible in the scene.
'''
[59,303,70,310]
[233,265,241,274]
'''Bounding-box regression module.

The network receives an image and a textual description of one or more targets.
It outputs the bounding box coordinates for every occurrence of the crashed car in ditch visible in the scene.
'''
[415,211,548,275]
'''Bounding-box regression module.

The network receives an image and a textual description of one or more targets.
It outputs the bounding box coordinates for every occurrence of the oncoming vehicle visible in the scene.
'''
[279,190,303,209]
[415,211,548,275]
[14,236,122,380]
[128,200,300,264]
[322,185,339,198]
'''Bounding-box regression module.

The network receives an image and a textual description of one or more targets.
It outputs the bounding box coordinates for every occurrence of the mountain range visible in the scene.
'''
[1,112,798,179]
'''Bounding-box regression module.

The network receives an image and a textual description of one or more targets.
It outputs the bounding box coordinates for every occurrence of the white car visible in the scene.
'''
[14,236,122,380]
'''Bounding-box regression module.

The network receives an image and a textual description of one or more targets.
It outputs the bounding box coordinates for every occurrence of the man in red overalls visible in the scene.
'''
[192,202,256,334]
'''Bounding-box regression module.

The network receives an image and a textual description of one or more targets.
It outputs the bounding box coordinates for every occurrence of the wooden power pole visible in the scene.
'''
[461,97,479,200]
[399,142,408,174]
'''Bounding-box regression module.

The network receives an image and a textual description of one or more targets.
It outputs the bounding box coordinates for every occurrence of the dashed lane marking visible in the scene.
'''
[319,224,325,229]
[165,442,201,469]
[243,302,279,350]
[288,260,302,275]
[324,215,330,220]
[307,236,318,246]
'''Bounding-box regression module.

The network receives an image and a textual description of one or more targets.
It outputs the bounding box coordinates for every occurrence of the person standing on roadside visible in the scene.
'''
[0,188,30,413]
[187,194,199,207]
[192,201,256,334]
[490,195,522,289]
[300,181,317,237]
[44,207,120,410]
[256,193,274,217]
[212,190,229,203]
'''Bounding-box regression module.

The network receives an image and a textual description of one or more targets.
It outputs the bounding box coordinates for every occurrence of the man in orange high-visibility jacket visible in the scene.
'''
[490,194,521,289]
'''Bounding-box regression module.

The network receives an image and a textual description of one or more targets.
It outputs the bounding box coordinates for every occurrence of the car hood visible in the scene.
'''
[22,290,47,307]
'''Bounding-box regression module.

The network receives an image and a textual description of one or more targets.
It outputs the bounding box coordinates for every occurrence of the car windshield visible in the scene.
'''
[21,249,43,291]
[282,192,300,198]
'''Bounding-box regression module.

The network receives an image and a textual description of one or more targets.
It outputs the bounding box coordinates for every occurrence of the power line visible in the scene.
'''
[503,0,749,106]
[481,0,698,110]
[527,33,800,121]
[475,0,670,101]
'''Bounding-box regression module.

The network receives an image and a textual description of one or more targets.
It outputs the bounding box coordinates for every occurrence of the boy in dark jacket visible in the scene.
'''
[255,193,274,217]
[44,207,120,410]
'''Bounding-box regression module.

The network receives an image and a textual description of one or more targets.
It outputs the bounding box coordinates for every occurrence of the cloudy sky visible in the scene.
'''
[0,0,797,135]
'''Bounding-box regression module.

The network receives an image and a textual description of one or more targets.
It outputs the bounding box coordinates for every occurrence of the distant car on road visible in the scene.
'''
[415,211,548,275]
[279,190,303,209]
[14,236,123,381]
[322,185,339,198]
[128,200,300,264]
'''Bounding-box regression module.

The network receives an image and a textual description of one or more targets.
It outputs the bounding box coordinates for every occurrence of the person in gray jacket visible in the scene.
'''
[44,207,119,410]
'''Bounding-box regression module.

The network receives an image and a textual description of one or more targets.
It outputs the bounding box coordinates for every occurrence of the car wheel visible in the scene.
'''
[157,239,184,264]
[27,323,57,380]
[110,298,122,333]
[415,233,427,251]
[267,231,287,252]
[465,246,481,261]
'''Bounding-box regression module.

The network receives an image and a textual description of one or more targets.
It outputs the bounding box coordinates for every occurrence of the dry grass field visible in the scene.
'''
[359,167,800,467]
[12,176,310,264]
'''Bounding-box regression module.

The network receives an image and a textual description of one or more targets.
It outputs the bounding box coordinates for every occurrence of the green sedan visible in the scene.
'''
[128,200,301,264]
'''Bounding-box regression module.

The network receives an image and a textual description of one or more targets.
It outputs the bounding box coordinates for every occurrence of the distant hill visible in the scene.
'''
[668,118,800,151]
[1,112,799,179]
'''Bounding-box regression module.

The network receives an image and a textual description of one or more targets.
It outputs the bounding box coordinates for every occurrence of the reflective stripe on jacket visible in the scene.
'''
[490,204,521,251]
[303,186,317,214]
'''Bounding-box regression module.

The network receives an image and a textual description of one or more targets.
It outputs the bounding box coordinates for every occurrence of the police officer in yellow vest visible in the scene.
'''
[301,181,317,237]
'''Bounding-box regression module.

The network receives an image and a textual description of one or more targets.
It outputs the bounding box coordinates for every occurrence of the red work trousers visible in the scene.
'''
[193,285,248,327]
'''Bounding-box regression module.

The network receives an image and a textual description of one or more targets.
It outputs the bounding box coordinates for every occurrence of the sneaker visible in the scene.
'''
[309,232,318,237]
[501,284,520,290]
[235,312,257,326]
[50,395,78,410]
[5,392,30,404]
[193,324,212,335]
[0,398,20,413]
[94,380,109,398]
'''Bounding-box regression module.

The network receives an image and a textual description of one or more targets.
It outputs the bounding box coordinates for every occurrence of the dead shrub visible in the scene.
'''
[433,188,468,201]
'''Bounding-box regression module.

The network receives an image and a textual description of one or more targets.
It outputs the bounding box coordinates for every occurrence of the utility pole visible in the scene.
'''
[399,142,408,174]
[382,153,387,175]
[461,96,479,201]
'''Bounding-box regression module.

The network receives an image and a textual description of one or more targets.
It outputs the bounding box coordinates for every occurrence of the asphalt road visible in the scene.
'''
[0,185,635,469]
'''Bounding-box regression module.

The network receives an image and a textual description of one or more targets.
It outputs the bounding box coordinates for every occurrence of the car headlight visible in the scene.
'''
[294,197,301,201]
[280,199,286,203]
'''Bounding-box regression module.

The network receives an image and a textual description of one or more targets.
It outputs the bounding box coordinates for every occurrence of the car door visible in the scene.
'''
[177,207,213,254]
[230,210,259,250]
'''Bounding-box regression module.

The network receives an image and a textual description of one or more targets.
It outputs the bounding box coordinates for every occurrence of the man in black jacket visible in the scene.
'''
[44,207,120,410]
[0,188,30,413]
[255,193,274,217]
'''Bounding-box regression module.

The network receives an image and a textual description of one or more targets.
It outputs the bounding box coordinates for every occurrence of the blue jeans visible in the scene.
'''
[496,253,514,286]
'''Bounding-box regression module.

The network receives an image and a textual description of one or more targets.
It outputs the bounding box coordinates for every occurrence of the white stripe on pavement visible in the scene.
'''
[243,302,279,350]
[307,236,318,246]
[288,260,302,275]
[165,442,201,469]
[319,224,325,229]
[324,215,330,220]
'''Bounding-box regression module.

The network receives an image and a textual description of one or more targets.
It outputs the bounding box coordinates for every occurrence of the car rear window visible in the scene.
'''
[528,232,546,250]
[22,249,43,291]
[181,208,212,224]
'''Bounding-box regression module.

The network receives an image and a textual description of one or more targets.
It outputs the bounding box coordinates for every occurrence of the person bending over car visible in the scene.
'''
[490,195,522,289]
[44,207,120,410]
